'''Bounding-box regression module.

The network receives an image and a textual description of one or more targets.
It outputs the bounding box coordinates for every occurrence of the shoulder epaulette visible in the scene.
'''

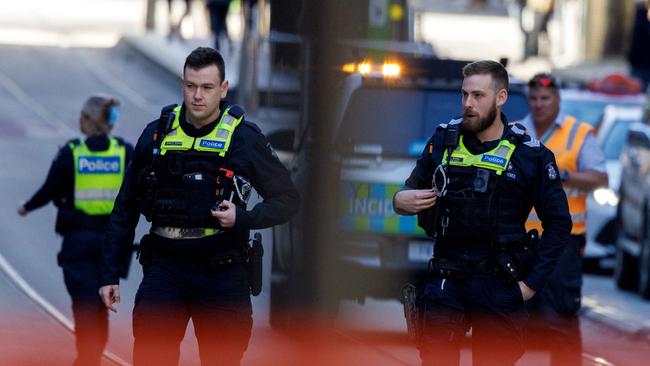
[226,104,245,119]
[160,104,177,115]
[437,117,463,130]
[508,122,542,147]
[112,136,126,146]
[509,122,527,136]
[66,138,81,149]
[522,133,540,148]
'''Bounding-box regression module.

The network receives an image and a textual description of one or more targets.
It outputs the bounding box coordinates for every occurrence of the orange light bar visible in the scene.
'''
[341,63,356,73]
[382,63,401,77]
[358,62,372,75]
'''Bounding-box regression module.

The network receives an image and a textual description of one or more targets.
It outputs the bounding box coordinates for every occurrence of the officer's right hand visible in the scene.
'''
[394,189,437,214]
[99,285,120,313]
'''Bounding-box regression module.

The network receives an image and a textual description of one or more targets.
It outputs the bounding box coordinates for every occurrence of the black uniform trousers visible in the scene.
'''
[133,257,253,366]
[419,274,528,366]
[527,234,583,366]
[60,229,109,366]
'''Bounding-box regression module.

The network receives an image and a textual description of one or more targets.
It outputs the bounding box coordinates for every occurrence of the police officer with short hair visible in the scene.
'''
[18,95,133,366]
[394,60,572,366]
[98,47,300,366]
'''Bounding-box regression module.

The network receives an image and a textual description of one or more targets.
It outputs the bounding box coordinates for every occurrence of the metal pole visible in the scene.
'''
[145,0,156,31]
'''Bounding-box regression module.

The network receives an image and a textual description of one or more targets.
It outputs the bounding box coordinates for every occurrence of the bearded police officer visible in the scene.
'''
[394,60,571,366]
[18,95,132,366]
[99,47,300,365]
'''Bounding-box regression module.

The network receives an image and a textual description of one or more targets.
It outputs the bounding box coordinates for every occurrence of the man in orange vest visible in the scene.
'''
[522,73,608,365]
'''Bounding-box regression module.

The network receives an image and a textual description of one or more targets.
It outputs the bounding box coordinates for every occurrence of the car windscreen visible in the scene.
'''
[602,119,634,160]
[337,87,529,157]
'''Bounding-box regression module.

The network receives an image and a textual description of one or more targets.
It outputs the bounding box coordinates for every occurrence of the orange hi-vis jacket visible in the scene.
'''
[526,116,594,235]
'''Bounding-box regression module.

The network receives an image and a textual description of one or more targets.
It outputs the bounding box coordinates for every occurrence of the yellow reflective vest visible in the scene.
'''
[72,138,126,216]
[160,105,243,157]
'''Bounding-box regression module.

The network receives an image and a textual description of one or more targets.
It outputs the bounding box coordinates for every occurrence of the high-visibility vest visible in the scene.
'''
[443,135,517,175]
[526,116,593,235]
[160,105,243,157]
[72,138,126,216]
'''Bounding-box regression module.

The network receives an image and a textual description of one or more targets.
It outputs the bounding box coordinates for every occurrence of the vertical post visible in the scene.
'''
[145,0,157,31]
[237,0,262,115]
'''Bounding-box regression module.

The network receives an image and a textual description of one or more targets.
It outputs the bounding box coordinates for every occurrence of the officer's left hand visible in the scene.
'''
[212,200,236,228]
[517,281,536,301]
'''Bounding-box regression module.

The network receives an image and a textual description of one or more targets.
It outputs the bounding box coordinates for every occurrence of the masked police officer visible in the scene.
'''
[18,95,133,366]
[98,47,300,366]
[394,60,571,366]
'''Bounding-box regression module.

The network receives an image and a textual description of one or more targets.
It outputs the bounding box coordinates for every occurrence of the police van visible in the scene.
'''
[268,56,530,329]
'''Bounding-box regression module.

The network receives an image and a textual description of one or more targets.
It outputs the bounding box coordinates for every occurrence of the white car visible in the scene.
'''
[560,88,646,127]
[585,105,644,271]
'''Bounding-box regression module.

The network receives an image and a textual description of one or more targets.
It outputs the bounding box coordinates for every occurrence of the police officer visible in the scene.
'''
[394,60,571,366]
[17,95,133,366]
[98,47,300,366]
[522,73,608,365]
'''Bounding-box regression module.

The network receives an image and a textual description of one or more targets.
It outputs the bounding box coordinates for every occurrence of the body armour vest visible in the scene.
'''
[433,122,526,254]
[149,104,246,232]
[71,138,126,216]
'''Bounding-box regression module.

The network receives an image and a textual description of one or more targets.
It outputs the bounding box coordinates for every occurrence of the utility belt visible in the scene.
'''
[431,229,540,281]
[138,232,264,296]
[428,257,503,280]
[402,230,539,343]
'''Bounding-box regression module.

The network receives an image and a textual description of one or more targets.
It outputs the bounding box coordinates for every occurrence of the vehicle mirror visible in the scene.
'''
[267,129,296,152]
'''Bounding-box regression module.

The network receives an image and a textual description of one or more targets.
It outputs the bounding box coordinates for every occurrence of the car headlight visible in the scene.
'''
[593,188,619,206]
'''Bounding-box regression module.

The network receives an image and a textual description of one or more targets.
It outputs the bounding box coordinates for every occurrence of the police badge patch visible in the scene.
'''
[546,163,558,180]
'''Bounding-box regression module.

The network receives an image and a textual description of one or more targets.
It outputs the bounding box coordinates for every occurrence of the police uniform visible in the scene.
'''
[23,135,133,366]
[100,102,300,366]
[520,112,606,365]
[404,115,571,366]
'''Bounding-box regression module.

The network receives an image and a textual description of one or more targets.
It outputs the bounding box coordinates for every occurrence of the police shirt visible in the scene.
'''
[404,115,572,292]
[100,102,300,286]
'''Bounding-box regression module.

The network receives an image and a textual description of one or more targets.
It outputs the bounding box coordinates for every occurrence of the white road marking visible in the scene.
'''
[0,250,132,366]
[0,69,75,136]
[79,51,156,113]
